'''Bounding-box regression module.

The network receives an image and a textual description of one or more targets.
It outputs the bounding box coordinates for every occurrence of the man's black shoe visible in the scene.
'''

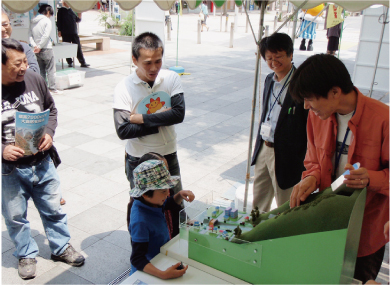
[51,244,85,266]
[18,258,37,280]
[68,63,73,68]
[80,63,90,68]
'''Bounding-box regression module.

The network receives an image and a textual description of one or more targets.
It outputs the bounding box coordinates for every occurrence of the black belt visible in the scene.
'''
[126,152,177,160]
[264,141,274,148]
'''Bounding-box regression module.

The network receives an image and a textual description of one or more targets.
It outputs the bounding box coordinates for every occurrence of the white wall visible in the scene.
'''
[352,6,389,93]
[135,0,165,44]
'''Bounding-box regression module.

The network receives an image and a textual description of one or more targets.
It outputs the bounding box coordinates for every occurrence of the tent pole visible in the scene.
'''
[337,9,346,59]
[368,6,388,97]
[291,7,298,45]
[130,9,135,74]
[243,0,266,214]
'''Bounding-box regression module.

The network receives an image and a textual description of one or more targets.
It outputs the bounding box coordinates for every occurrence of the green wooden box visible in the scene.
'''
[184,186,366,284]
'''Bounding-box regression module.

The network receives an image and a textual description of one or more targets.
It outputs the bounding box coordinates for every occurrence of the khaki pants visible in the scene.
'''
[253,141,293,213]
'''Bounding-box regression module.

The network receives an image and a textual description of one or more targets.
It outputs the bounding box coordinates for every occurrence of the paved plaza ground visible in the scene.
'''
[2,8,389,284]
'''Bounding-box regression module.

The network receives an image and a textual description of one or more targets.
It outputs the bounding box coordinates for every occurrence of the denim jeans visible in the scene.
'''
[2,155,70,259]
[36,48,56,90]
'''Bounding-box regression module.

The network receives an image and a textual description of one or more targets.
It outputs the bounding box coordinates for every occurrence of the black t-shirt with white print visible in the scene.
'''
[2,69,58,164]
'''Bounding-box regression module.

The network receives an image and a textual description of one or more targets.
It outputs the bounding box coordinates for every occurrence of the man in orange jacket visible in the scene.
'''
[288,54,388,283]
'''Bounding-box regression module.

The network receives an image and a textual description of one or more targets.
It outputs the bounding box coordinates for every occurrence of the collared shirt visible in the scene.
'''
[261,66,294,143]
[113,69,184,157]
[302,88,389,257]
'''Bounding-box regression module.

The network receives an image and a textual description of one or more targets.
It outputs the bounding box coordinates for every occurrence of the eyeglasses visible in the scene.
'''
[2,22,11,28]
[265,55,286,63]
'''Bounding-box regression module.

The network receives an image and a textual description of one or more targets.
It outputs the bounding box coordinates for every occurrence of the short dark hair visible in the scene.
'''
[2,38,24,65]
[289,54,354,103]
[132,32,164,60]
[259,33,293,60]
[38,4,54,16]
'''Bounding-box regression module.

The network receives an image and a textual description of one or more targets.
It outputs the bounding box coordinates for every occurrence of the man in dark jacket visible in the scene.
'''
[2,9,40,73]
[56,1,90,67]
[251,33,308,213]
[2,38,84,280]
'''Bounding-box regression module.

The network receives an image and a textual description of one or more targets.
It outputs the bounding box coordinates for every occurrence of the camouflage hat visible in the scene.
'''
[130,160,180,198]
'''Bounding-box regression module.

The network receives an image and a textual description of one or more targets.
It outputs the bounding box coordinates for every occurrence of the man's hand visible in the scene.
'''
[38,134,53,152]
[3,145,24,161]
[343,163,370,188]
[33,46,41,53]
[58,31,62,37]
[130,114,144,124]
[290,176,317,208]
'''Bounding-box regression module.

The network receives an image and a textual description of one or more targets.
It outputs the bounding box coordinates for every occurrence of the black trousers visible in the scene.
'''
[354,245,386,283]
[61,33,86,65]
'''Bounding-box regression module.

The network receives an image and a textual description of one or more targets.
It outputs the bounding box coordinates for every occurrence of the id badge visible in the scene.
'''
[260,122,272,137]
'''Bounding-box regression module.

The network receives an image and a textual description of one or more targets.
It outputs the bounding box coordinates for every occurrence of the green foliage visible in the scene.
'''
[97,12,120,29]
[119,13,135,36]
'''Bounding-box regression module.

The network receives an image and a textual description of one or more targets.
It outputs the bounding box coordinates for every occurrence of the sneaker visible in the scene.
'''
[60,198,66,205]
[51,244,85,266]
[80,63,90,68]
[18,258,37,280]
[50,89,63,95]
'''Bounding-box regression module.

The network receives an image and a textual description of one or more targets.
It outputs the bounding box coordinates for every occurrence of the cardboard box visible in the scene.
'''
[55,68,85,90]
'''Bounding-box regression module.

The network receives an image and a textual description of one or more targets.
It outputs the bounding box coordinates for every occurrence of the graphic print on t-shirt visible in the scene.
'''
[137,91,171,115]
[2,91,42,146]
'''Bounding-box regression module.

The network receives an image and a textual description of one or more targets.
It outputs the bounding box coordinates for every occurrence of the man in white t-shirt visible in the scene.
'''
[113,32,185,233]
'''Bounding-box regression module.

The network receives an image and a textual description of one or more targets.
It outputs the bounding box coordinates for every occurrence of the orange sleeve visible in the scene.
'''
[302,112,321,188]
[367,118,389,196]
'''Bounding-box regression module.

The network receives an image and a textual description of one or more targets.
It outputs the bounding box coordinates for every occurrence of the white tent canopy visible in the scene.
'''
[2,0,389,13]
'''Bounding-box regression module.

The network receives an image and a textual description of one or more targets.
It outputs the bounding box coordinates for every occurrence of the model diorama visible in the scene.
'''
[181,185,366,284]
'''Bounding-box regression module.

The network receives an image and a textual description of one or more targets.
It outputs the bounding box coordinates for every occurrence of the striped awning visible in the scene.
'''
[2,0,388,13]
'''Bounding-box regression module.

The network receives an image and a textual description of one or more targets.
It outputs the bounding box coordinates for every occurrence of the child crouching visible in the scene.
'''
[129,159,195,279]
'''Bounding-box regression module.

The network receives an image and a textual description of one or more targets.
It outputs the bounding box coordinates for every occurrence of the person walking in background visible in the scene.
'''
[100,0,107,12]
[2,9,40,74]
[251,33,308,213]
[29,4,62,95]
[298,4,324,51]
[326,22,342,56]
[200,1,209,32]
[2,38,85,280]
[56,1,90,68]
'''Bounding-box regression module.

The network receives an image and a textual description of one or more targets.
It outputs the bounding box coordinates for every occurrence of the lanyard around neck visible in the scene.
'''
[267,67,294,121]
[333,110,356,179]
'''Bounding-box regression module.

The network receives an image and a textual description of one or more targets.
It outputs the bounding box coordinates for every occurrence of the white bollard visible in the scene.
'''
[197,20,201,44]
[245,13,249,33]
[265,25,269,37]
[274,15,278,32]
[167,18,172,41]
[229,22,234,48]
[220,11,223,32]
[225,14,229,32]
